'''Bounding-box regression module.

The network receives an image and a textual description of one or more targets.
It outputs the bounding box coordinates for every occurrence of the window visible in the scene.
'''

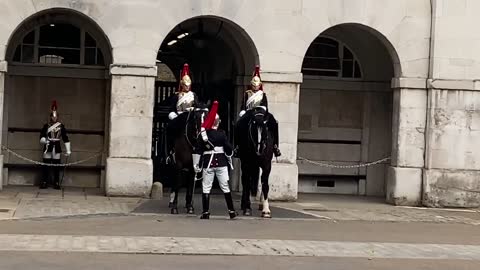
[12,24,105,66]
[302,36,362,79]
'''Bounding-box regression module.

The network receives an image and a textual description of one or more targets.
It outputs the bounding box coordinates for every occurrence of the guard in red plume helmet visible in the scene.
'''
[39,100,71,189]
[166,63,199,157]
[197,101,237,220]
[200,101,219,141]
[235,65,281,157]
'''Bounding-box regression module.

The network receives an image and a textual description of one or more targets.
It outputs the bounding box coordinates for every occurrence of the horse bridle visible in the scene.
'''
[248,111,269,156]
[184,107,208,150]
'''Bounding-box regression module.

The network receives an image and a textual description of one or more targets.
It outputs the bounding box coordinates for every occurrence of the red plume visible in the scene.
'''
[51,100,58,111]
[181,63,190,78]
[202,101,219,130]
[253,65,260,77]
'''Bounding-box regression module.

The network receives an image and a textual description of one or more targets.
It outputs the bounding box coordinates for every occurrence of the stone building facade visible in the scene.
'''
[0,0,478,207]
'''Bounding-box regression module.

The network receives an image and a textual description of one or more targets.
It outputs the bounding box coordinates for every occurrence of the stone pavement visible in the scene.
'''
[1,186,480,225]
[0,234,479,260]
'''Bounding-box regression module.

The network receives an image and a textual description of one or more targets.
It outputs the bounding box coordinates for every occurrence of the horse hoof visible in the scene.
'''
[229,211,238,219]
[171,208,179,215]
[187,207,195,214]
[261,212,272,218]
[200,212,210,219]
[243,209,252,216]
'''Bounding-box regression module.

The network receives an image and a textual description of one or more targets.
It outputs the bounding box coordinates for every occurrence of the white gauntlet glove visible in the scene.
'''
[64,142,71,156]
[168,112,178,120]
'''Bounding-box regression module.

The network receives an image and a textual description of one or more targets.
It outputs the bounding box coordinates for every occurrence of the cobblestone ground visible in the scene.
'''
[0,234,479,260]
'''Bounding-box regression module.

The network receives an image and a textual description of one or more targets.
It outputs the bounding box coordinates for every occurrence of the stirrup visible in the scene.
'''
[273,146,281,157]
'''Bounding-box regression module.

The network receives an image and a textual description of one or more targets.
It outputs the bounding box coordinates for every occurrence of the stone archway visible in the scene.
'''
[2,9,112,190]
[298,23,400,198]
[152,16,259,190]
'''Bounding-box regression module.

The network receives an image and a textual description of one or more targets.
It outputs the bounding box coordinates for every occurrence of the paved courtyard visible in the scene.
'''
[1,186,480,269]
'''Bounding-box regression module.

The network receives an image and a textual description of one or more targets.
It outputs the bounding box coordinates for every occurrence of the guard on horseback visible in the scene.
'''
[39,100,71,189]
[166,63,200,167]
[198,101,237,220]
[235,65,281,158]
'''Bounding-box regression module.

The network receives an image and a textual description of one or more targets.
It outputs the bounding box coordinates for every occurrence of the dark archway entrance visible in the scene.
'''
[152,17,258,187]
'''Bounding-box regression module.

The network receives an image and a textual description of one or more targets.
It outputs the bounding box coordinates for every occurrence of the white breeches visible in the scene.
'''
[202,167,230,194]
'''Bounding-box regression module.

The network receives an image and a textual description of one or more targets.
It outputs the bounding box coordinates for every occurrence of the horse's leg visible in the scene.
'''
[185,169,195,214]
[250,164,260,207]
[261,162,272,218]
[170,169,181,214]
[240,160,252,216]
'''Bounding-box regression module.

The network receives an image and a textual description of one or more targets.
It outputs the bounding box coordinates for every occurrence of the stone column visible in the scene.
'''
[0,61,6,190]
[261,72,302,201]
[387,77,427,206]
[423,79,480,208]
[105,64,156,197]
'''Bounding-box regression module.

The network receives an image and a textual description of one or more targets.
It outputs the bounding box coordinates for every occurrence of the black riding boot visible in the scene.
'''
[40,159,50,189]
[272,120,281,157]
[224,192,238,219]
[201,193,210,219]
[52,159,61,189]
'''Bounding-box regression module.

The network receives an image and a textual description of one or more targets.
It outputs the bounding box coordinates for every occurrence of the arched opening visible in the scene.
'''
[298,24,398,197]
[3,9,112,190]
[151,16,258,188]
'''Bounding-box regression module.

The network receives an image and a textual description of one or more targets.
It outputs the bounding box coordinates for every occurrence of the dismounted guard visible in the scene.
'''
[198,101,237,220]
[166,63,199,161]
[39,100,71,189]
[235,65,281,157]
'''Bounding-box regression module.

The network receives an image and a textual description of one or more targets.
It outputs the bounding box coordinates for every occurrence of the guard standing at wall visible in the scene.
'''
[198,101,237,220]
[235,65,281,157]
[39,100,71,189]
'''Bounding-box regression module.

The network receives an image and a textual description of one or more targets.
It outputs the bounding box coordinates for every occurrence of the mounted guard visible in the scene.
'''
[235,65,281,157]
[166,63,200,162]
[39,100,71,189]
[197,101,237,220]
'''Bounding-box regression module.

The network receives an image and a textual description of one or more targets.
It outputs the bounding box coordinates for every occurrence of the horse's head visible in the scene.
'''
[251,106,268,126]
[247,107,272,157]
[183,102,209,144]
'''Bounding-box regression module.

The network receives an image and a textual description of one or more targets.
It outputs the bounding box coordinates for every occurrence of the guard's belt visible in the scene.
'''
[204,146,224,154]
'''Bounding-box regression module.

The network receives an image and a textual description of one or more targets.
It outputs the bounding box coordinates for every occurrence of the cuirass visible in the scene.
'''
[48,123,62,140]
[246,90,264,110]
[176,91,195,112]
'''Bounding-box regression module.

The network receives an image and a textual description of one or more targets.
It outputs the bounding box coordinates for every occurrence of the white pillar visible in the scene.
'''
[387,77,427,206]
[0,61,6,190]
[105,64,156,197]
[261,72,302,201]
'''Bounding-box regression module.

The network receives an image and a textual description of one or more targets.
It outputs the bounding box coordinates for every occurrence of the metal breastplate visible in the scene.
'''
[176,91,195,112]
[246,90,264,110]
[47,122,62,140]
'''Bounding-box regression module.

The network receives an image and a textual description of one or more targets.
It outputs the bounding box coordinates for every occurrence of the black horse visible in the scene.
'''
[167,104,208,214]
[237,107,275,218]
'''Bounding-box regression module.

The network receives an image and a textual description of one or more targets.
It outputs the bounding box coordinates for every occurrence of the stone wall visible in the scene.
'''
[424,86,480,207]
